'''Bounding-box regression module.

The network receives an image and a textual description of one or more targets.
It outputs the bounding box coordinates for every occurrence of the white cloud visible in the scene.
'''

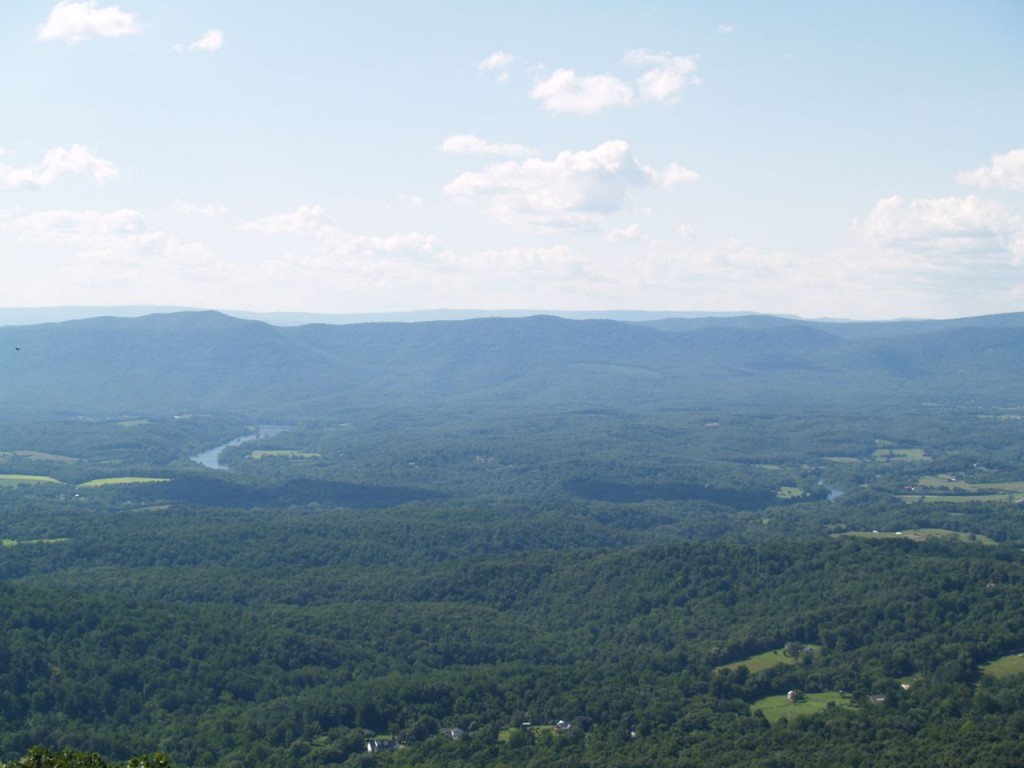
[37,1,140,44]
[624,50,698,103]
[440,134,534,157]
[1,208,218,278]
[858,194,1024,265]
[605,224,641,243]
[478,51,515,71]
[958,149,1024,191]
[170,199,228,217]
[240,205,332,238]
[717,24,734,33]
[478,51,515,83]
[656,163,700,187]
[528,50,697,114]
[6,208,146,245]
[174,29,224,54]
[444,140,696,229]
[0,144,117,189]
[529,69,634,114]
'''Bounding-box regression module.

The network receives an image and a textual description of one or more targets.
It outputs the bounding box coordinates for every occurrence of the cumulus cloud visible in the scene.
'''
[717,23,734,33]
[37,1,140,44]
[529,69,634,114]
[859,194,1024,265]
[478,51,515,82]
[240,205,332,238]
[173,28,224,54]
[605,224,641,243]
[958,149,1024,191]
[6,208,146,244]
[1,208,218,283]
[0,144,117,189]
[656,163,700,187]
[170,199,228,217]
[528,50,697,114]
[624,49,698,103]
[440,134,534,157]
[444,140,696,229]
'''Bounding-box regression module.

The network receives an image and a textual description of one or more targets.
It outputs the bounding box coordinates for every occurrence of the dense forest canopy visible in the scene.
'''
[2,312,1024,766]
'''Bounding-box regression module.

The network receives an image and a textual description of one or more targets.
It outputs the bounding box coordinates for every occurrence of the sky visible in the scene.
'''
[1,1,1023,320]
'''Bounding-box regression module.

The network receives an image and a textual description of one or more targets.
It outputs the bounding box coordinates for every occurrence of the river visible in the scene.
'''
[190,426,289,471]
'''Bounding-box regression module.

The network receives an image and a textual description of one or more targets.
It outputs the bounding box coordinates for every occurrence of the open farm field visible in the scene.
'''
[716,645,820,674]
[0,473,62,486]
[836,529,995,544]
[77,477,171,488]
[249,450,321,460]
[982,653,1024,679]
[899,474,1024,504]
[752,692,854,724]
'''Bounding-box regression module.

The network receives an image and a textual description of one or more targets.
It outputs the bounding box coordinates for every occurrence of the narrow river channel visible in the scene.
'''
[189,426,289,471]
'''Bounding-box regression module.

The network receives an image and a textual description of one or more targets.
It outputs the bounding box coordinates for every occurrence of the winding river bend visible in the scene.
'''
[190,426,288,471]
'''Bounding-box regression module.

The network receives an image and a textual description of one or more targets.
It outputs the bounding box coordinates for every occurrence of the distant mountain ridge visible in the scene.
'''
[1,310,1023,419]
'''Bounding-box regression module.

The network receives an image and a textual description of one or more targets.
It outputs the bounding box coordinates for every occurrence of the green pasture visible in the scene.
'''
[982,653,1024,679]
[752,691,853,723]
[116,419,151,427]
[872,447,929,462]
[900,494,1011,504]
[837,528,994,544]
[0,474,62,486]
[2,538,70,547]
[716,645,820,674]
[249,450,321,460]
[1,450,78,463]
[77,477,170,488]
[899,474,1024,504]
[776,486,806,499]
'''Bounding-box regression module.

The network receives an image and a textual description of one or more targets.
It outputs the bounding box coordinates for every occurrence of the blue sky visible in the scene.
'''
[1,1,1023,319]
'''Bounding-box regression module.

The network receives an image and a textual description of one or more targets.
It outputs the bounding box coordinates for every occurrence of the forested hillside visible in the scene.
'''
[2,313,1024,766]
[3,311,1024,418]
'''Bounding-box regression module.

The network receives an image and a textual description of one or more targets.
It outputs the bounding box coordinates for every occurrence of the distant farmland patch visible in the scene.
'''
[77,477,170,488]
[2,537,70,547]
[250,450,320,460]
[0,474,62,486]
[753,692,854,723]
[1,450,78,464]
[716,645,820,674]
[872,447,929,462]
[982,653,1024,679]
[899,474,1024,504]
[836,529,995,544]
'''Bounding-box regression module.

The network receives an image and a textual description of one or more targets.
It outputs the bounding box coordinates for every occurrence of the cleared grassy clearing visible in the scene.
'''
[836,528,995,544]
[899,474,1024,504]
[872,447,929,462]
[1,450,78,463]
[776,486,806,499]
[0,474,62,486]
[716,645,820,674]
[752,692,854,723]
[900,493,1012,504]
[249,450,321,460]
[116,419,151,427]
[2,537,70,547]
[982,653,1024,679]
[77,477,170,488]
